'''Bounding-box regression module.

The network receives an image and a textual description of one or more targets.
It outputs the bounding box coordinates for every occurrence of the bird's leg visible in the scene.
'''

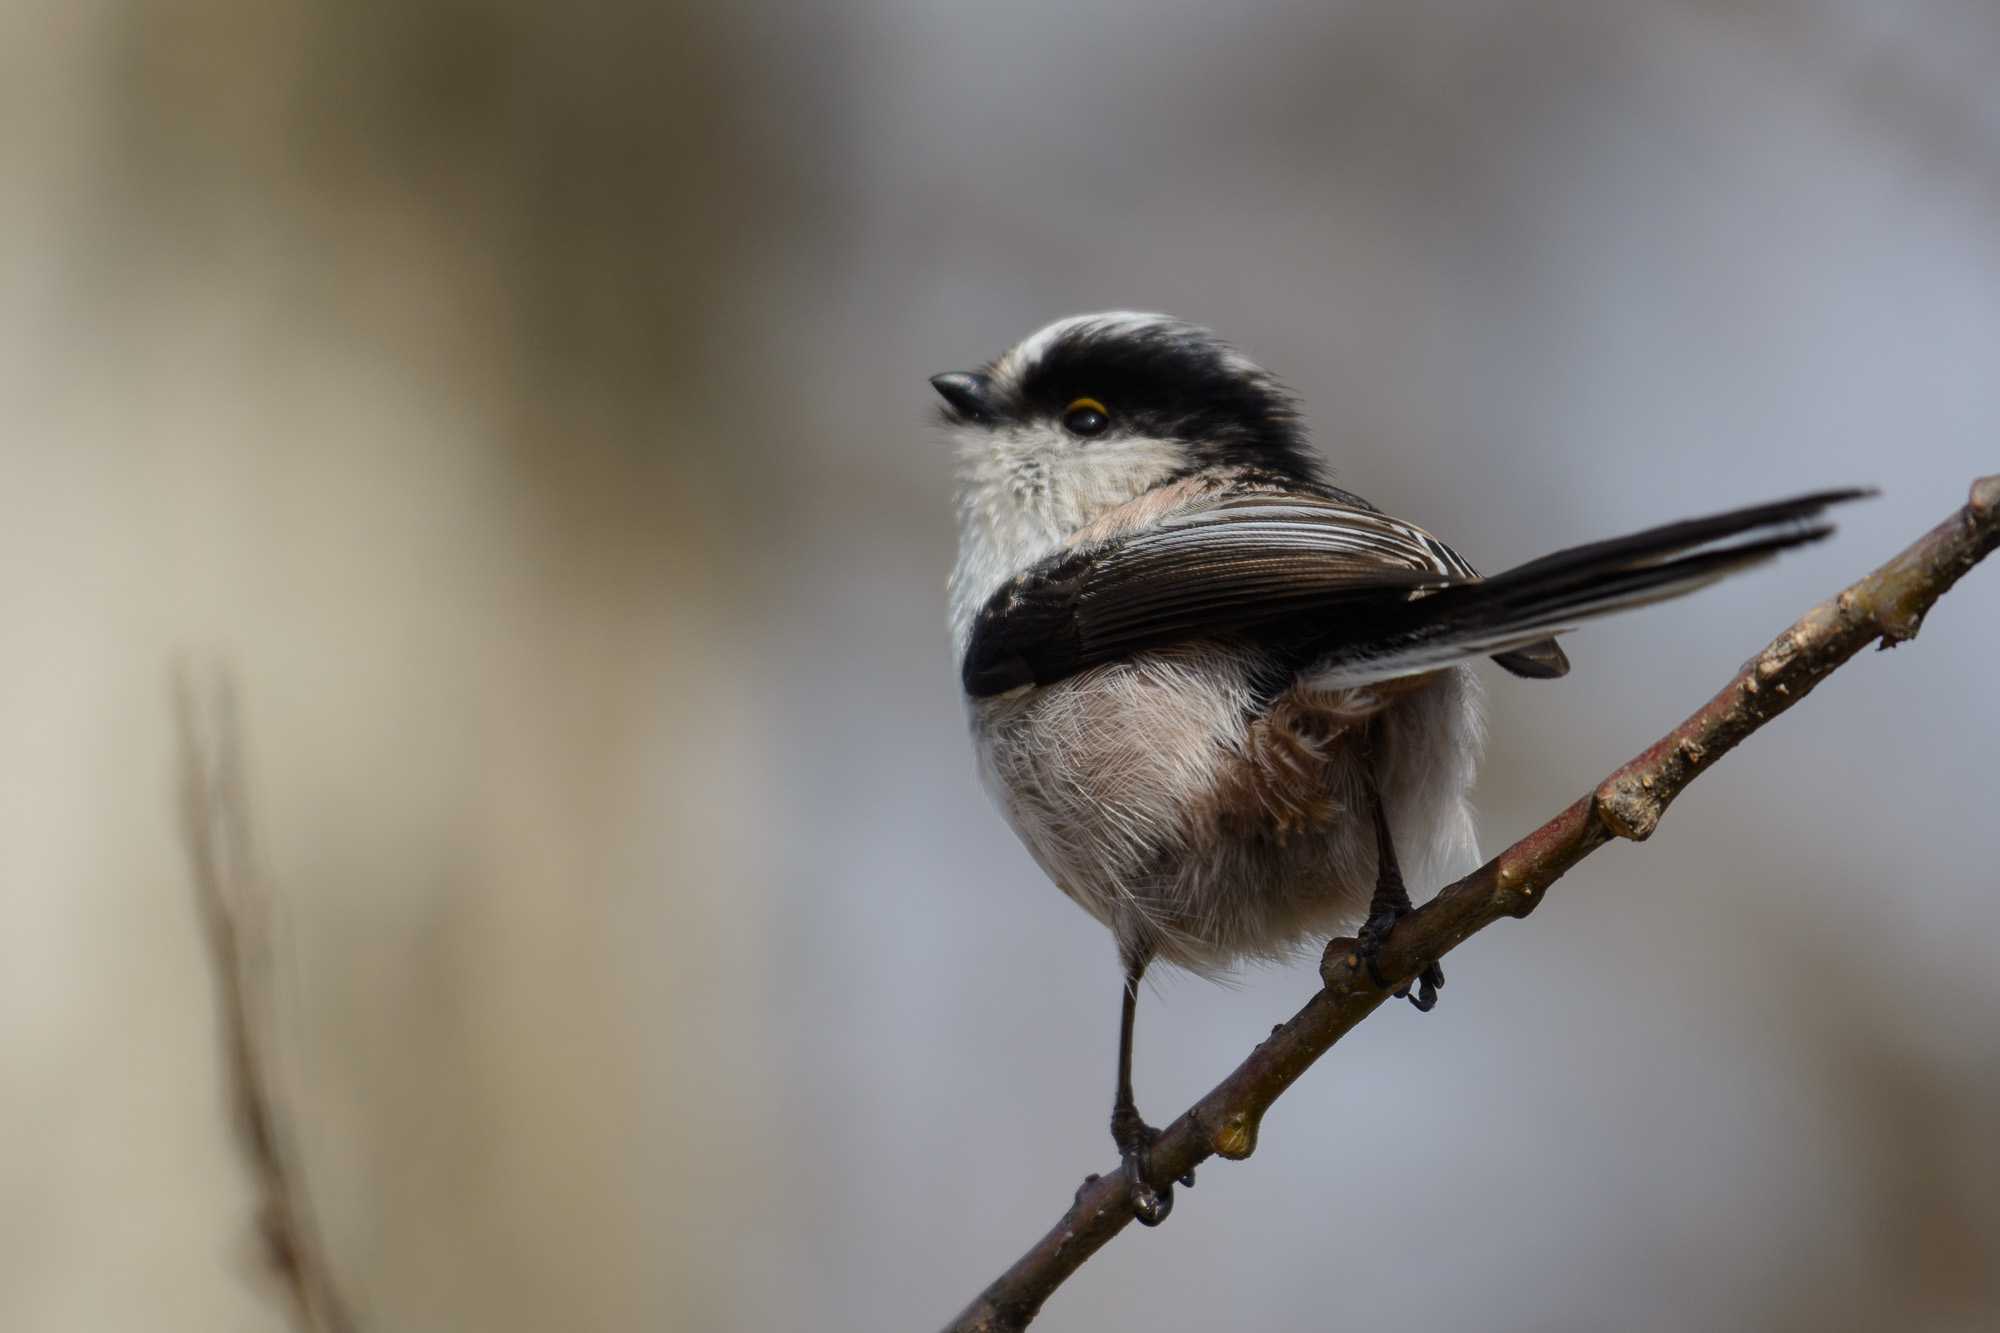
[1108,948,1190,1226]
[1353,768,1445,1012]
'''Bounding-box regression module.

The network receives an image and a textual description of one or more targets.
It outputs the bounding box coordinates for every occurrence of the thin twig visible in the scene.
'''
[948,474,2000,1333]
[176,674,355,1333]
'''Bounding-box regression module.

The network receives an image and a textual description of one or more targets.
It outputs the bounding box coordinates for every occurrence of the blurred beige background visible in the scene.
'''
[3,2,1996,1331]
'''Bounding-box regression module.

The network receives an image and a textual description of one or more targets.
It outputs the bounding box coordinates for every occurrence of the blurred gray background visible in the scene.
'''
[3,1,1997,1330]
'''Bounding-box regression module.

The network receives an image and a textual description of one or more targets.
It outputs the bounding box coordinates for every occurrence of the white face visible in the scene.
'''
[944,314,1195,661]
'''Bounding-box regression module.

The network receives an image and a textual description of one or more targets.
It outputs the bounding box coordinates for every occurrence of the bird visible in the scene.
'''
[933,311,1865,1226]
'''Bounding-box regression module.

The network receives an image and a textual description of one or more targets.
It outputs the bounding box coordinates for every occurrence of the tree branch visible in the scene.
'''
[947,474,2000,1333]
[176,673,356,1333]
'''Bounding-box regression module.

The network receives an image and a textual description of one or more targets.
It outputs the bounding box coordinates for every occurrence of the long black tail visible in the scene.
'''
[1308,488,1874,689]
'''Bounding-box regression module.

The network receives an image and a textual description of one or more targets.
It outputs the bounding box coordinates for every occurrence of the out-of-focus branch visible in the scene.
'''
[948,475,2000,1333]
[176,676,354,1333]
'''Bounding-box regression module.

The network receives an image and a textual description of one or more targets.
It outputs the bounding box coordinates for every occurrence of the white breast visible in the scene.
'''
[946,424,1188,663]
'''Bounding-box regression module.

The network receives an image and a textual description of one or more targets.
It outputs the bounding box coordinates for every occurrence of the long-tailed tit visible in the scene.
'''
[935,312,1864,1224]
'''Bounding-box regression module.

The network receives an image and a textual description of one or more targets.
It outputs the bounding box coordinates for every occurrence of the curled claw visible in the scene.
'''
[1124,1153,1173,1226]
[1395,959,1444,1012]
[1358,913,1446,1012]
[1111,1111,1187,1225]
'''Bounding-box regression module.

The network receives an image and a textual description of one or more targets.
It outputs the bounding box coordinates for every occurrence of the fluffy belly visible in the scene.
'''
[972,645,1484,974]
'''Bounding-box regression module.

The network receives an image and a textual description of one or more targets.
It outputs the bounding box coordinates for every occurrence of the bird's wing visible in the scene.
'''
[959,486,1870,698]
[959,490,1474,696]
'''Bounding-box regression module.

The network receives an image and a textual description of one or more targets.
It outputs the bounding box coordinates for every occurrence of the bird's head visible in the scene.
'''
[932,312,1320,544]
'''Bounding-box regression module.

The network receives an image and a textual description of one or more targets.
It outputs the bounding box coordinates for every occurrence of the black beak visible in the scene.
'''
[930,371,998,424]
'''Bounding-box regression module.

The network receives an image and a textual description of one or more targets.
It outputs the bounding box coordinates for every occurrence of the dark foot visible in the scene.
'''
[1123,1141,1171,1226]
[1357,771,1444,1012]
[1110,1106,1192,1226]
[1354,906,1445,1012]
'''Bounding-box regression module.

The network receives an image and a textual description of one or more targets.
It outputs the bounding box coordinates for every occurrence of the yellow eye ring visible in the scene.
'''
[1062,397,1111,437]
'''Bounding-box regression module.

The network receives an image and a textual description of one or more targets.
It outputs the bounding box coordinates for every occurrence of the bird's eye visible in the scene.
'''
[1062,397,1110,438]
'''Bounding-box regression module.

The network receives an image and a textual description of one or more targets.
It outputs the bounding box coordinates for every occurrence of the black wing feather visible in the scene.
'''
[961,487,1870,698]
[961,492,1471,695]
